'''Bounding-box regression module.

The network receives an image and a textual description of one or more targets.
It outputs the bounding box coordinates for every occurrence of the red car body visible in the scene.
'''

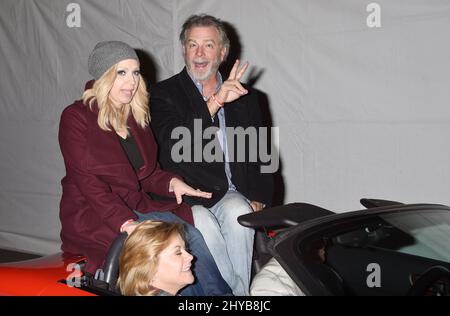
[0,253,94,296]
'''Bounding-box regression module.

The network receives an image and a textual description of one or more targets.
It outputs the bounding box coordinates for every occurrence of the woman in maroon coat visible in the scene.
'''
[58,41,231,296]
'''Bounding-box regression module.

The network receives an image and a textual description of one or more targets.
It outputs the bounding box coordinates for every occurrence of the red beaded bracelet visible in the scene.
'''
[211,94,224,108]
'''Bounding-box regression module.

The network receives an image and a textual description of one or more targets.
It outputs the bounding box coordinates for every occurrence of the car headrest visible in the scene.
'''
[103,233,128,292]
[238,203,334,229]
[360,198,403,209]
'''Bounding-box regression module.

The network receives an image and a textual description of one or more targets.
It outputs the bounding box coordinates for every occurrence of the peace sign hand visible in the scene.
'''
[215,59,249,104]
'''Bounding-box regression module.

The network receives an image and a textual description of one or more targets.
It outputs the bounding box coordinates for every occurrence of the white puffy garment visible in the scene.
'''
[250,258,305,296]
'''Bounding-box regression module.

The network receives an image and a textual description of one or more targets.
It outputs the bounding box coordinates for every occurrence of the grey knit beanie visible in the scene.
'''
[88,41,139,80]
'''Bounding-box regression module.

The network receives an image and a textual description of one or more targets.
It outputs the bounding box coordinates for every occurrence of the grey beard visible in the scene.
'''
[186,60,221,82]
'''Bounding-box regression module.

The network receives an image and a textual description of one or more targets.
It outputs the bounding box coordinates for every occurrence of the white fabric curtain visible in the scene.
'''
[1,0,449,255]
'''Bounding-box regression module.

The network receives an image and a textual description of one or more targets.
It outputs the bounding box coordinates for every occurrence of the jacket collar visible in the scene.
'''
[177,67,243,125]
[177,68,215,121]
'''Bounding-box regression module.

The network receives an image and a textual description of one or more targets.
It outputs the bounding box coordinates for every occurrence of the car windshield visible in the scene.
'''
[381,211,450,263]
[333,210,450,263]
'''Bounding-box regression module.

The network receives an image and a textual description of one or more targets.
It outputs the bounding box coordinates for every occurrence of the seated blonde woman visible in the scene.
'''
[59,40,231,295]
[118,221,194,296]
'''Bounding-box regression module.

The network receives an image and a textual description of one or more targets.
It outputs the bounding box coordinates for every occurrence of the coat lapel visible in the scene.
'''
[128,116,156,180]
[85,105,131,175]
[85,102,157,181]
[84,111,161,201]
[178,68,214,122]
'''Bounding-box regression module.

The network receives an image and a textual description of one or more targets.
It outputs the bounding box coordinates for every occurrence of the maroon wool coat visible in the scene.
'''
[58,99,193,274]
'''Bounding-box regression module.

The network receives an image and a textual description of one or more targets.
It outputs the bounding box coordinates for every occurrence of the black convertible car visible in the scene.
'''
[239,199,450,296]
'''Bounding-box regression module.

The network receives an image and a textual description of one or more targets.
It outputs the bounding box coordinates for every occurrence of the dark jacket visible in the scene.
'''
[58,95,192,274]
[150,68,273,207]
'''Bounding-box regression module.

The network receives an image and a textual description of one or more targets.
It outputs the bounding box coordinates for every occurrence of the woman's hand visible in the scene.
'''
[169,178,212,204]
[121,221,139,235]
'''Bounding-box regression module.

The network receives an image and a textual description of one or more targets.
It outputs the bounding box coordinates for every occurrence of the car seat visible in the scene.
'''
[240,203,335,277]
[93,233,127,293]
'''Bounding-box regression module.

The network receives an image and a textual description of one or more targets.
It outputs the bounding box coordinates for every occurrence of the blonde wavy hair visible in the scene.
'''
[82,63,149,132]
[117,221,186,296]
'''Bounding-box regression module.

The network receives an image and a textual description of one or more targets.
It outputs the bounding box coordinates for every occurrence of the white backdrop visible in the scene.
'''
[1,0,449,255]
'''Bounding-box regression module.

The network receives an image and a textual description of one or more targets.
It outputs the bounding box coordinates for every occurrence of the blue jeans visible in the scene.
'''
[192,191,255,296]
[135,211,232,296]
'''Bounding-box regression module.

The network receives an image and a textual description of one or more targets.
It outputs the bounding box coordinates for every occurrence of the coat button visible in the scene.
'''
[213,185,221,191]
